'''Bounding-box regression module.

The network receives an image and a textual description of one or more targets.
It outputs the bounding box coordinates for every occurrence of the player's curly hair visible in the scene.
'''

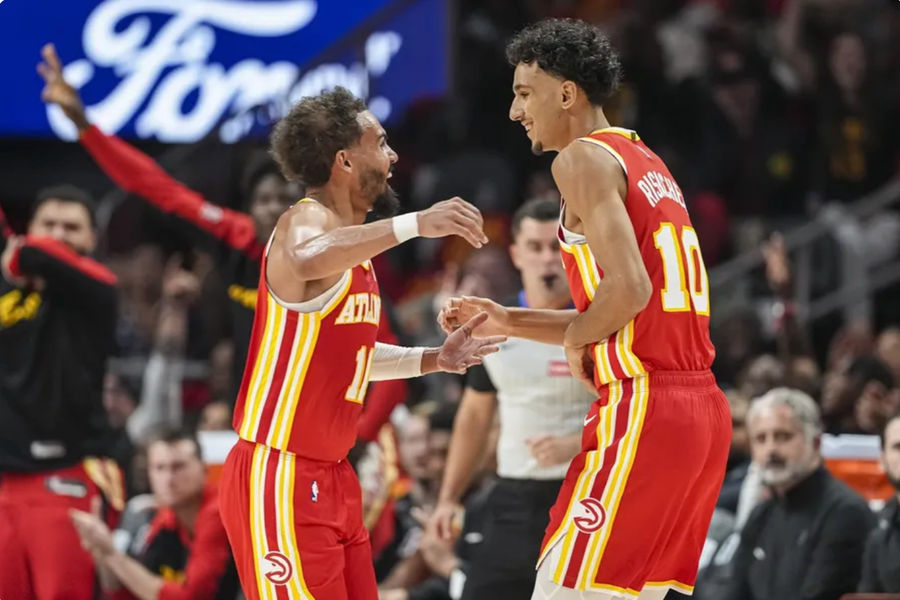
[270,87,368,187]
[505,19,622,106]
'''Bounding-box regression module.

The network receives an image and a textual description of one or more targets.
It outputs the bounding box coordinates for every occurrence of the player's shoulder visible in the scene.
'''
[552,137,622,181]
[275,198,338,235]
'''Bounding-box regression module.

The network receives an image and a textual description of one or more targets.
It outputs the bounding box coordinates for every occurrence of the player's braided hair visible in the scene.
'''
[506,18,622,106]
[270,87,368,187]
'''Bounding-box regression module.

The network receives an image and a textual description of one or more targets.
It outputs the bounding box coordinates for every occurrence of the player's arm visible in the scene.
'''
[553,141,652,350]
[439,295,577,346]
[432,382,497,540]
[268,198,487,299]
[38,43,259,254]
[3,235,117,309]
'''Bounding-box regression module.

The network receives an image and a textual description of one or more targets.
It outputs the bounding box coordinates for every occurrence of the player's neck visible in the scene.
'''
[560,106,611,150]
[305,186,358,225]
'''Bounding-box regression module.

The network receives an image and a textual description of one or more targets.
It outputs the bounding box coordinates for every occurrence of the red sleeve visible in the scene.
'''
[104,588,136,600]
[357,307,408,442]
[80,125,261,256]
[157,498,232,600]
[10,236,117,309]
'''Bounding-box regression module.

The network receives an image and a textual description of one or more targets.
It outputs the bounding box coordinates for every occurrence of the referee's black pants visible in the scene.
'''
[462,477,563,600]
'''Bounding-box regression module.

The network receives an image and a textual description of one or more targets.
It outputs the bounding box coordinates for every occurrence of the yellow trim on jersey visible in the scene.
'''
[320,269,355,317]
[616,320,646,378]
[644,580,695,594]
[240,295,286,440]
[546,382,623,583]
[295,197,316,205]
[588,127,640,141]
[265,313,320,449]
[249,445,273,600]
[577,137,628,176]
[277,451,314,599]
[581,375,650,590]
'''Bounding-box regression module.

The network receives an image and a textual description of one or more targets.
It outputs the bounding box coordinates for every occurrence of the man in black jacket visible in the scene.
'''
[858,410,900,593]
[0,186,122,599]
[722,387,875,600]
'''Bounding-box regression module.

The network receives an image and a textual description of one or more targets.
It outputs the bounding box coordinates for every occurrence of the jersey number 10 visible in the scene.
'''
[345,346,374,404]
[652,222,710,315]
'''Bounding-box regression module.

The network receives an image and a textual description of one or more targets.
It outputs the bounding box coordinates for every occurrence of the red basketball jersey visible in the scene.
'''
[232,234,380,461]
[558,127,714,387]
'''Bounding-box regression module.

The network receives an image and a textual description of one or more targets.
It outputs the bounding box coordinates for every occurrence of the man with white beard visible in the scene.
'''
[721,388,875,600]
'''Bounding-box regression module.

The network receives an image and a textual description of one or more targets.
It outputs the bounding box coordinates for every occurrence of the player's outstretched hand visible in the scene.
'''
[37,43,90,131]
[417,197,489,248]
[437,312,506,374]
[438,295,508,338]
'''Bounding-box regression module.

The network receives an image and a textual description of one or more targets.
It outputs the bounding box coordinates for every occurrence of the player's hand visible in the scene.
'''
[527,433,581,468]
[416,197,488,248]
[69,507,115,558]
[428,499,463,542]
[437,312,506,374]
[438,295,509,338]
[565,343,600,397]
[1,235,28,288]
[38,43,90,132]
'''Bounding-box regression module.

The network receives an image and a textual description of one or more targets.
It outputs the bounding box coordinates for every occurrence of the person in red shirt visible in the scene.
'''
[440,19,731,600]
[71,428,239,600]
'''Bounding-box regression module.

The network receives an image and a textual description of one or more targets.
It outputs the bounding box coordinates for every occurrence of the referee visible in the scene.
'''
[430,197,594,599]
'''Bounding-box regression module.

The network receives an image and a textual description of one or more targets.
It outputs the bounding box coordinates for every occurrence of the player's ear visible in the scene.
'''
[560,81,577,109]
[335,149,352,173]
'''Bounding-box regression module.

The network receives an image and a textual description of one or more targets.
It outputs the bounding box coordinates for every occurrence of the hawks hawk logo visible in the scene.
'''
[263,551,293,585]
[573,498,606,533]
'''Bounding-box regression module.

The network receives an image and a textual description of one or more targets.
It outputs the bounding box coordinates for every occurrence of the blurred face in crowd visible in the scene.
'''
[829,32,866,94]
[198,401,232,432]
[510,217,568,300]
[821,368,855,422]
[749,403,820,492]
[427,428,452,483]
[28,199,96,255]
[877,328,900,383]
[711,51,759,132]
[102,373,136,430]
[510,61,571,154]
[398,414,430,481]
[883,417,900,493]
[249,174,295,240]
[147,439,206,509]
[727,391,751,468]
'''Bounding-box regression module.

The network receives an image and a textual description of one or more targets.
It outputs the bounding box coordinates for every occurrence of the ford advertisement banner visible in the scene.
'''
[0,0,447,142]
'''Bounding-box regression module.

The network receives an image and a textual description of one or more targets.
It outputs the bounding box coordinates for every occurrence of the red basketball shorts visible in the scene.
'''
[219,439,378,600]
[0,459,124,600]
[537,371,731,597]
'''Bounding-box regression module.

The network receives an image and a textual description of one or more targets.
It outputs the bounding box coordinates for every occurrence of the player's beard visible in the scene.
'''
[531,141,544,156]
[360,166,400,219]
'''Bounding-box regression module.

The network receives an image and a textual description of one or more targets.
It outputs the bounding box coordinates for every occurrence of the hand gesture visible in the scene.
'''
[437,312,506,374]
[438,296,509,338]
[527,434,581,468]
[37,43,90,132]
[417,197,488,248]
[565,343,599,397]
[70,502,115,558]
[428,499,463,542]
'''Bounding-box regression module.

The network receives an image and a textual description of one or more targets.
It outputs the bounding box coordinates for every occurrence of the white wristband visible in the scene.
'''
[392,212,419,243]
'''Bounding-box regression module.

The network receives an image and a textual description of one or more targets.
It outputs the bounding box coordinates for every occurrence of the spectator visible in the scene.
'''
[858,410,900,593]
[722,387,875,600]
[821,355,896,434]
[70,428,240,600]
[0,185,122,600]
[876,326,900,385]
[718,390,752,514]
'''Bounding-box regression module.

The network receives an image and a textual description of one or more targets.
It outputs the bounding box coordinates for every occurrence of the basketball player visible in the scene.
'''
[218,87,506,600]
[430,197,595,599]
[440,19,731,600]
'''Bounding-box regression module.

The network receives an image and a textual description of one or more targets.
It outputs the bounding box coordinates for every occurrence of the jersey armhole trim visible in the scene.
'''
[266,269,352,315]
[577,137,628,177]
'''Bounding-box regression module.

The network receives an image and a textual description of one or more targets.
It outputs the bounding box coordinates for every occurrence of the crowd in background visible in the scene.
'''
[2,0,900,599]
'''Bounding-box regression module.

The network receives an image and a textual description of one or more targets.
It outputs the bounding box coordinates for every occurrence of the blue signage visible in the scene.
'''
[0,0,447,142]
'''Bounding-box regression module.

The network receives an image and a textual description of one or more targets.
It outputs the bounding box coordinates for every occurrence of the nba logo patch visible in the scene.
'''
[311,480,319,503]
